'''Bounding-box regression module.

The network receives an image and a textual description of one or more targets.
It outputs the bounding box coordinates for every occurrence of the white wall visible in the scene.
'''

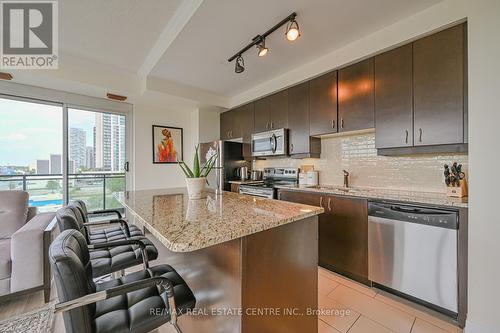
[132,103,221,190]
[132,103,196,190]
[464,1,500,332]
[198,106,222,143]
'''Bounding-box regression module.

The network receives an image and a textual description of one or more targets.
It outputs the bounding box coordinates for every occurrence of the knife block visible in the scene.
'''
[447,178,468,198]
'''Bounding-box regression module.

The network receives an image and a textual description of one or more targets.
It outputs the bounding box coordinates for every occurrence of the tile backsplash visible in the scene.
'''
[254,132,468,193]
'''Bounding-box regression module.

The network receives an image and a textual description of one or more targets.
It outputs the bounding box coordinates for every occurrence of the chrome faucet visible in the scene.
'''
[343,170,350,188]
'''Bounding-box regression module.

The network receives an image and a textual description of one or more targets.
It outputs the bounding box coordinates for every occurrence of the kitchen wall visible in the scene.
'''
[254,132,468,193]
[132,103,197,190]
[250,1,500,331]
[132,104,222,190]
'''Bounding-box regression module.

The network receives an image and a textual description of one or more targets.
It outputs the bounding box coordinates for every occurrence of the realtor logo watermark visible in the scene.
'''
[0,0,58,69]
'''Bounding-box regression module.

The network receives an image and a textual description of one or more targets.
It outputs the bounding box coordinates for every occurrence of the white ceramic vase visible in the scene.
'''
[186,177,206,199]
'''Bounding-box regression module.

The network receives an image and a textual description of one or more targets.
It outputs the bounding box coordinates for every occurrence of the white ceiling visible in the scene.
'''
[59,0,183,72]
[27,0,443,106]
[148,0,441,97]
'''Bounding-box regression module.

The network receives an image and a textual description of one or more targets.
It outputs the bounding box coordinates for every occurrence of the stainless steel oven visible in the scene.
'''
[239,168,299,199]
[251,128,288,157]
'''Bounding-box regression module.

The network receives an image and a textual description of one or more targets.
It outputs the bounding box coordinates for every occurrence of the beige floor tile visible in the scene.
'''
[411,318,451,333]
[374,292,462,333]
[319,318,342,333]
[318,294,360,333]
[349,316,398,333]
[328,285,415,333]
[319,273,340,295]
[319,268,378,298]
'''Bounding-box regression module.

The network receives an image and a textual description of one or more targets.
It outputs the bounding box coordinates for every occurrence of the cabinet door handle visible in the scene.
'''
[341,118,344,129]
[290,143,294,152]
[405,129,409,144]
[327,197,332,211]
[419,128,423,142]
[331,119,335,129]
[319,196,323,208]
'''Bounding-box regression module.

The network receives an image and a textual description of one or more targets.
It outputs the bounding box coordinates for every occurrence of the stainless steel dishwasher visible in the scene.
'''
[368,201,458,315]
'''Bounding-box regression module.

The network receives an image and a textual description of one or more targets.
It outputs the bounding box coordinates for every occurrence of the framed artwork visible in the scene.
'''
[152,125,183,164]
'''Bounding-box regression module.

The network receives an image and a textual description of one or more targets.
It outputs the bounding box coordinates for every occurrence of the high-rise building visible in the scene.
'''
[86,146,95,169]
[36,159,49,174]
[94,113,125,171]
[49,154,62,174]
[68,160,75,174]
[70,128,86,171]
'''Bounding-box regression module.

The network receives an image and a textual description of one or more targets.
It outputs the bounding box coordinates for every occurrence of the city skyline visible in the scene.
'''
[0,99,126,174]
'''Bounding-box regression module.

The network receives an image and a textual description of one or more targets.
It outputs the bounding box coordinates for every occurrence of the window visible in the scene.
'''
[0,95,128,212]
[68,108,126,211]
[0,97,63,212]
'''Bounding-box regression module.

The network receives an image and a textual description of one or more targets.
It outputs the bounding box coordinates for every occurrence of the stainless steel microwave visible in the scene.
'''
[251,128,288,157]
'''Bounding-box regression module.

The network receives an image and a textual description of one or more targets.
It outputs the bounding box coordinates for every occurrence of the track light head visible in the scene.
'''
[257,39,268,57]
[235,55,245,73]
[286,19,300,41]
[228,12,299,74]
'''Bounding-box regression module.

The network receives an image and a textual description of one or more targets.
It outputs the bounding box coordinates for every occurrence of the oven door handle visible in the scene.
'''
[239,190,272,199]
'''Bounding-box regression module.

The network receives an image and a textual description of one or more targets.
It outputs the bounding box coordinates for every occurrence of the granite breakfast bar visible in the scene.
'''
[115,188,323,333]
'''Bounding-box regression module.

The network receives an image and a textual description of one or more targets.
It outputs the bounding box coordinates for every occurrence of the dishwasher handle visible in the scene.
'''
[369,202,458,229]
[389,205,451,215]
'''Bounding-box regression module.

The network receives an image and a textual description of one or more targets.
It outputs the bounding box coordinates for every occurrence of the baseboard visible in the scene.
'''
[465,320,500,333]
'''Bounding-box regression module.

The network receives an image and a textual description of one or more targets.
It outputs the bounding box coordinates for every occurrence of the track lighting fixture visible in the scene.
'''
[228,12,300,74]
[257,39,268,57]
[285,19,301,41]
[235,55,245,73]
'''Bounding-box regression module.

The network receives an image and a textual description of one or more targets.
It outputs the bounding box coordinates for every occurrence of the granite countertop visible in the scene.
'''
[275,184,468,208]
[115,188,323,252]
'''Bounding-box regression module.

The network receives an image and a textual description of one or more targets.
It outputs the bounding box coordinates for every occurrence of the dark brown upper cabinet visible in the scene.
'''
[268,90,288,130]
[413,23,466,146]
[253,90,288,133]
[288,82,321,157]
[375,44,414,149]
[253,97,270,133]
[220,103,254,142]
[220,110,234,140]
[288,82,310,155]
[309,71,338,136]
[338,58,375,132]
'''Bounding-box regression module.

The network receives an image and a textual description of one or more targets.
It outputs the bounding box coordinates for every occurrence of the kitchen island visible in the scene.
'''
[115,188,323,333]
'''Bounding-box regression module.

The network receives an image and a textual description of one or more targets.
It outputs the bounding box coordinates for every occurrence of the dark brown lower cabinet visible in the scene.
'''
[278,189,369,284]
[277,189,322,206]
[319,195,368,284]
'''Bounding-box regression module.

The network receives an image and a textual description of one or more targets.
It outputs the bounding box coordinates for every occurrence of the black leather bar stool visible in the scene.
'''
[56,205,159,278]
[50,229,196,333]
[71,199,146,241]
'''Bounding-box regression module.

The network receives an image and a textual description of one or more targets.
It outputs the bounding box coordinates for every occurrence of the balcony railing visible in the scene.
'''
[0,173,125,213]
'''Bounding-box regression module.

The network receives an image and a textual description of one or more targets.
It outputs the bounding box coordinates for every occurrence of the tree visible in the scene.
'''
[46,180,60,193]
[106,178,124,193]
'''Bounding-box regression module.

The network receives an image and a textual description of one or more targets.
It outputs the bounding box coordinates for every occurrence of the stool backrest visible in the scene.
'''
[49,229,96,333]
[71,200,89,223]
[55,206,88,240]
